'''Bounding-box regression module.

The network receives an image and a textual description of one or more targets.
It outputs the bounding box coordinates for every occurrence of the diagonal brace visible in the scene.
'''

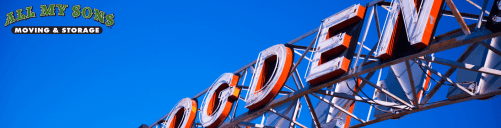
[417,56,501,77]
[269,108,307,128]
[411,59,475,96]
[356,76,415,108]
[405,60,419,108]
[314,90,409,110]
[310,93,366,123]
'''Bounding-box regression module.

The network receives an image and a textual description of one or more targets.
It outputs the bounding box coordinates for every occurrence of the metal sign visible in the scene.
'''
[144,0,501,128]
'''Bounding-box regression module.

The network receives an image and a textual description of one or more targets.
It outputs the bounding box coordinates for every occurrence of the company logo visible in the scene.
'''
[4,4,114,34]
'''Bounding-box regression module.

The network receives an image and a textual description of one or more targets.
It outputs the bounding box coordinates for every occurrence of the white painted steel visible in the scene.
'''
[479,37,501,94]
[390,61,428,103]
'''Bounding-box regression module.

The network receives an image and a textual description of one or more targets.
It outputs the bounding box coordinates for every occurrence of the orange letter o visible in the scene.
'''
[164,98,197,128]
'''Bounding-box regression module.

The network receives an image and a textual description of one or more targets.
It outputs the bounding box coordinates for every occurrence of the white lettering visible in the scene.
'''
[83,28,88,33]
[14,28,21,33]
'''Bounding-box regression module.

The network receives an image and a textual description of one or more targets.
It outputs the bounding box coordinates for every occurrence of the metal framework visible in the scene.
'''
[144,0,501,127]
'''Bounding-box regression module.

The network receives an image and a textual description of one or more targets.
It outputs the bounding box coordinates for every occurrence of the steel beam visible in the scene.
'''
[381,5,390,11]
[433,23,479,44]
[352,71,376,94]
[417,56,501,77]
[284,85,297,92]
[354,5,375,68]
[310,93,366,123]
[405,60,419,108]
[376,1,391,6]
[231,95,240,121]
[285,25,322,83]
[366,69,383,121]
[361,42,380,65]
[147,0,501,125]
[294,69,305,89]
[149,111,170,128]
[287,27,320,45]
[356,76,414,108]
[290,99,302,128]
[303,95,321,128]
[365,0,385,7]
[357,42,372,51]
[273,27,323,128]
[269,108,307,128]
[232,69,248,120]
[465,0,490,15]
[194,123,203,128]
[238,122,275,128]
[291,72,321,128]
[360,6,382,65]
[479,41,501,57]
[219,26,501,128]
[287,44,310,50]
[314,90,409,110]
[291,72,302,90]
[350,90,501,128]
[442,10,488,20]
[293,50,313,62]
[411,59,475,96]
[243,85,292,94]
[239,96,246,101]
[234,63,255,78]
[476,0,489,30]
[373,5,381,38]
[192,86,211,99]
[236,85,249,89]
[445,0,471,35]
[420,43,480,105]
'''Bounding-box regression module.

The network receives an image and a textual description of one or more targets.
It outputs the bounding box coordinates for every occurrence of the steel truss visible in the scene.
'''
[146,0,501,127]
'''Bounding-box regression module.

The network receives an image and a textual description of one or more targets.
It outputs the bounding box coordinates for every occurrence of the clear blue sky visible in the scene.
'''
[0,0,500,128]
